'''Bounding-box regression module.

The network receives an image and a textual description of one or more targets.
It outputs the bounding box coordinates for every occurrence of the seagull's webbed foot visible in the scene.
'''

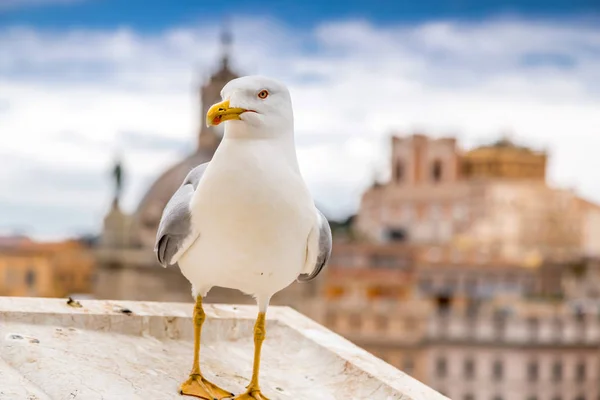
[180,296,234,399]
[180,373,234,400]
[233,388,270,400]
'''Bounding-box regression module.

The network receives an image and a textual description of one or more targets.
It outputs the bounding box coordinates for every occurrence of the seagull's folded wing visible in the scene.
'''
[298,207,332,282]
[154,163,208,267]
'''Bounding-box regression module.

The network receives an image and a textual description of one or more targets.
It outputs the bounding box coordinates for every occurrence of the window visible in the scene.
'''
[25,269,36,287]
[527,361,539,382]
[444,277,458,293]
[436,296,452,315]
[432,160,443,182]
[466,300,480,318]
[348,313,362,330]
[462,162,472,176]
[436,357,447,378]
[492,360,503,381]
[576,361,586,382]
[553,318,564,339]
[375,314,389,331]
[464,358,475,380]
[552,360,563,381]
[527,318,540,340]
[395,160,404,184]
[575,306,586,323]
[370,255,397,269]
[387,228,407,242]
[465,278,477,294]
[493,315,507,338]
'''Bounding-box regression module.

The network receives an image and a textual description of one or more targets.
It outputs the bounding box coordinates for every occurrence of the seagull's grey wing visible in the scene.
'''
[154,162,208,268]
[298,208,332,282]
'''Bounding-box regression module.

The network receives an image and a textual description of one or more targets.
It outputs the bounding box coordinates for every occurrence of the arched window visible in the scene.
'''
[575,360,586,382]
[527,360,539,382]
[435,356,447,378]
[552,360,562,381]
[492,359,504,381]
[432,160,443,182]
[26,270,36,287]
[464,358,475,380]
[395,160,404,183]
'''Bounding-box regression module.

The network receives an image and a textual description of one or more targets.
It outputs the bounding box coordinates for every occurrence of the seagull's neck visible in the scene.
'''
[218,131,301,173]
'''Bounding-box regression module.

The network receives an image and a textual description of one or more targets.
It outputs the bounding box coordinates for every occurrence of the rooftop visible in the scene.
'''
[0,297,447,400]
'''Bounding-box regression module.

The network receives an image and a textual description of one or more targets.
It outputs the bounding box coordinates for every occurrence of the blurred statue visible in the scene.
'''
[112,158,124,207]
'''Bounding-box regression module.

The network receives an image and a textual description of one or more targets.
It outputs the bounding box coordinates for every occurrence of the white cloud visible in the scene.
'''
[1,15,600,238]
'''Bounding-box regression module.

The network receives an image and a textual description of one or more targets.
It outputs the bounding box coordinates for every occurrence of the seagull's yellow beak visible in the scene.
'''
[206,99,248,127]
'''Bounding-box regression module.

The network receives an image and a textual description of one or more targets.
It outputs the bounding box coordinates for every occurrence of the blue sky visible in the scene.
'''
[1,0,600,239]
[1,0,598,30]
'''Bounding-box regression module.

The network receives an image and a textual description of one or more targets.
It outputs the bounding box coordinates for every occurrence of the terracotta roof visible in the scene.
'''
[0,235,32,249]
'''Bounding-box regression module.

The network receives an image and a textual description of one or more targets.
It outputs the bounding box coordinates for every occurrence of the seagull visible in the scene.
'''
[154,75,332,400]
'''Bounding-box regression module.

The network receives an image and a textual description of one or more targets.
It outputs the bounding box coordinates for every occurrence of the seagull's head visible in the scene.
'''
[206,75,294,137]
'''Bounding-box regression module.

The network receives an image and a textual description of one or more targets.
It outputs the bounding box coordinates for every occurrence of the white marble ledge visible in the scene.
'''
[0,297,448,400]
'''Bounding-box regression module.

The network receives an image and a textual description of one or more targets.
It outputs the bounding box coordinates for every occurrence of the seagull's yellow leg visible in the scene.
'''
[234,312,269,400]
[180,296,233,400]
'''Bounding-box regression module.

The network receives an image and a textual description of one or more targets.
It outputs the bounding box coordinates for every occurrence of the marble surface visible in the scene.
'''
[0,297,448,400]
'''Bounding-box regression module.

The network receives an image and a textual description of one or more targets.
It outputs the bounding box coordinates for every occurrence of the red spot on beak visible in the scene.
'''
[213,115,222,125]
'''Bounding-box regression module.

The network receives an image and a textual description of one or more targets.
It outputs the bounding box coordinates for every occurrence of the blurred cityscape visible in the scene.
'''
[2,12,600,400]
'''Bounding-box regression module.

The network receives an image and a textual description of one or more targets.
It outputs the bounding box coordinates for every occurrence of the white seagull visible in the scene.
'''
[154,75,332,400]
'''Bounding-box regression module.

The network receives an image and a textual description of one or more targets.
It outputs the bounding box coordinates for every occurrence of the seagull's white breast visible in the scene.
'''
[177,137,315,298]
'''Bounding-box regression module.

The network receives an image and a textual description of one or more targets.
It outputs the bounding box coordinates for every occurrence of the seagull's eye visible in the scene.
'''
[257,90,269,99]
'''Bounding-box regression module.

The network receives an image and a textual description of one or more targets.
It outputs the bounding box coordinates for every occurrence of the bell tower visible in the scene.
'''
[197,22,239,154]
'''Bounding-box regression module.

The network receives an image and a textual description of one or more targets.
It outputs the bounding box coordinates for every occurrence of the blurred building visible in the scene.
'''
[94,29,320,305]
[0,235,95,297]
[305,250,600,400]
[356,134,600,265]
[310,131,600,399]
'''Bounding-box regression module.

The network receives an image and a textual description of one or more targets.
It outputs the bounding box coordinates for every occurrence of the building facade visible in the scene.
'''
[356,134,599,265]
[307,247,600,400]
[0,236,95,298]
